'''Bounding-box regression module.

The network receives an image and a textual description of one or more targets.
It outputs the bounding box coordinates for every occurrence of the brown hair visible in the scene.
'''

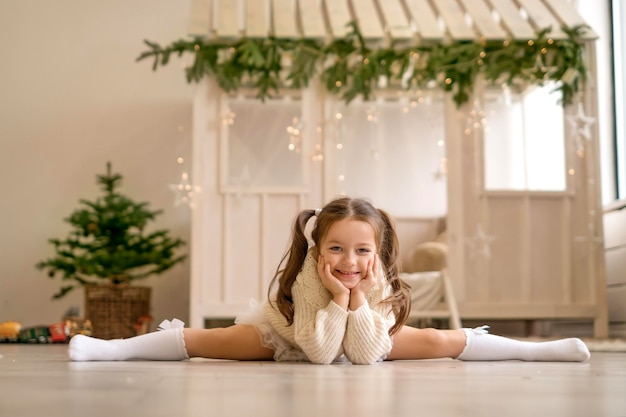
[268,197,411,335]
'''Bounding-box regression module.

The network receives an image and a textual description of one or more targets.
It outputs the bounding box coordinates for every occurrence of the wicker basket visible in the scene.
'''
[84,284,151,339]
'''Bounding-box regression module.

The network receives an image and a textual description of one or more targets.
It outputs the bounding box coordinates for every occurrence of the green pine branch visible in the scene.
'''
[137,23,589,107]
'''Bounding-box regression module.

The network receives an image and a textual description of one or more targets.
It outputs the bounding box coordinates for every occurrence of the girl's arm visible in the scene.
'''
[291,281,348,364]
[343,301,394,364]
[342,254,394,364]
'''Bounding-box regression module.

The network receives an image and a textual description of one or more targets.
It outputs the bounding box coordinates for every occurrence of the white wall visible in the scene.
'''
[0,1,194,328]
[577,0,616,205]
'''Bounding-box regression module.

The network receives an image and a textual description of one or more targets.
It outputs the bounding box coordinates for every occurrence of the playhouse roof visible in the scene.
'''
[188,0,597,42]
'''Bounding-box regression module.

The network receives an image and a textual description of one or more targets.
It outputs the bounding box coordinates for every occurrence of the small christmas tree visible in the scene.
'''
[37,162,187,299]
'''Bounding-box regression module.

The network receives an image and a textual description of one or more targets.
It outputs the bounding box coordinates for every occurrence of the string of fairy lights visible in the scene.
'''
[170,85,597,232]
[168,125,199,209]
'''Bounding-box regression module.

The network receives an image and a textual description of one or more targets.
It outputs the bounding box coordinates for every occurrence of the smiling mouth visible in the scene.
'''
[336,269,360,278]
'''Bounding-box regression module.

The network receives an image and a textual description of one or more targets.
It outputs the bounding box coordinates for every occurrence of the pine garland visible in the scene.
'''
[137,22,589,107]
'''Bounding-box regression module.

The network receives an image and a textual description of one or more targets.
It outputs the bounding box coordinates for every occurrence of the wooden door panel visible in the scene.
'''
[485,198,526,303]
[224,196,262,305]
[528,199,566,303]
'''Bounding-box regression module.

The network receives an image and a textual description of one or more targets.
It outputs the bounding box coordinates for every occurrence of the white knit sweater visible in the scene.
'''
[264,250,396,364]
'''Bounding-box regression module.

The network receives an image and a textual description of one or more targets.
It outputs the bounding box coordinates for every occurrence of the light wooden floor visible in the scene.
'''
[1,344,625,417]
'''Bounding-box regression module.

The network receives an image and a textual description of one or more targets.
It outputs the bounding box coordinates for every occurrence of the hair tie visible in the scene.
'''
[305,209,321,249]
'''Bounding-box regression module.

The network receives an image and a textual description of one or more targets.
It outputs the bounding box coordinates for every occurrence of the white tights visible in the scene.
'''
[457,326,590,362]
[68,321,590,362]
[68,319,188,361]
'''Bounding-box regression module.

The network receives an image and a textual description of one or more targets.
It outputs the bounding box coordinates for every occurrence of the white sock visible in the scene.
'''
[68,320,188,361]
[457,326,590,362]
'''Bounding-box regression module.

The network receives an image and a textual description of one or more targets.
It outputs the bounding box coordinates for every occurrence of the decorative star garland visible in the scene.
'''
[137,22,589,107]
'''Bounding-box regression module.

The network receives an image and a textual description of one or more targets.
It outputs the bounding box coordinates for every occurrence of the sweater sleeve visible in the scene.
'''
[292,281,348,364]
[343,300,394,364]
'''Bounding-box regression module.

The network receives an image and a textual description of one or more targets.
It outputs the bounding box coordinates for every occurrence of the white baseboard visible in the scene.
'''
[609,322,626,338]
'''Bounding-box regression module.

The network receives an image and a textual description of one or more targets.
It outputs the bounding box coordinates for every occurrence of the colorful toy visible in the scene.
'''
[66,319,93,338]
[19,326,52,343]
[0,321,21,342]
[0,319,93,343]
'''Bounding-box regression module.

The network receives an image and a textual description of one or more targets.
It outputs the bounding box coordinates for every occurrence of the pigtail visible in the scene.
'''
[268,209,316,325]
[378,208,412,335]
[377,208,401,279]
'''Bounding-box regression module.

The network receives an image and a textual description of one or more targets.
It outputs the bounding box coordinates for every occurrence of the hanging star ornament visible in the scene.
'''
[230,165,253,203]
[566,102,596,156]
[521,54,558,80]
[464,100,486,135]
[169,171,201,208]
[566,102,596,141]
[465,224,495,258]
[432,157,447,181]
[286,116,303,153]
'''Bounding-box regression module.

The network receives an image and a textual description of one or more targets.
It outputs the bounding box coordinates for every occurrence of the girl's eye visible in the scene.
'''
[357,248,371,254]
[329,246,342,252]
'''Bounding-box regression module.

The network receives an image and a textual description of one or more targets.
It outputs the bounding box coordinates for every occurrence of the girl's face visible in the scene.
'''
[318,218,377,289]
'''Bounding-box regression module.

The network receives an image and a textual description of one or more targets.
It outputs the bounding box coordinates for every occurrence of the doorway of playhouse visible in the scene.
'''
[325,94,453,325]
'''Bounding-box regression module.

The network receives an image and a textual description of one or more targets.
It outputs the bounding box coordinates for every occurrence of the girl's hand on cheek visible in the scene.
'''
[354,254,379,294]
[318,254,349,296]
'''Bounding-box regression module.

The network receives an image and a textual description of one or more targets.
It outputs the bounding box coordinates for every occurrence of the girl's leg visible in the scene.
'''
[184,325,274,360]
[386,326,466,360]
[386,325,590,362]
[69,323,274,361]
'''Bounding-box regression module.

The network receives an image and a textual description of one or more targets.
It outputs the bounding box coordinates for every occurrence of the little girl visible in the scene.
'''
[69,197,590,363]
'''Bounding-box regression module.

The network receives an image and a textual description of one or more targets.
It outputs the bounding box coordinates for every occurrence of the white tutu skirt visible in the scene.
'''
[235,299,310,362]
